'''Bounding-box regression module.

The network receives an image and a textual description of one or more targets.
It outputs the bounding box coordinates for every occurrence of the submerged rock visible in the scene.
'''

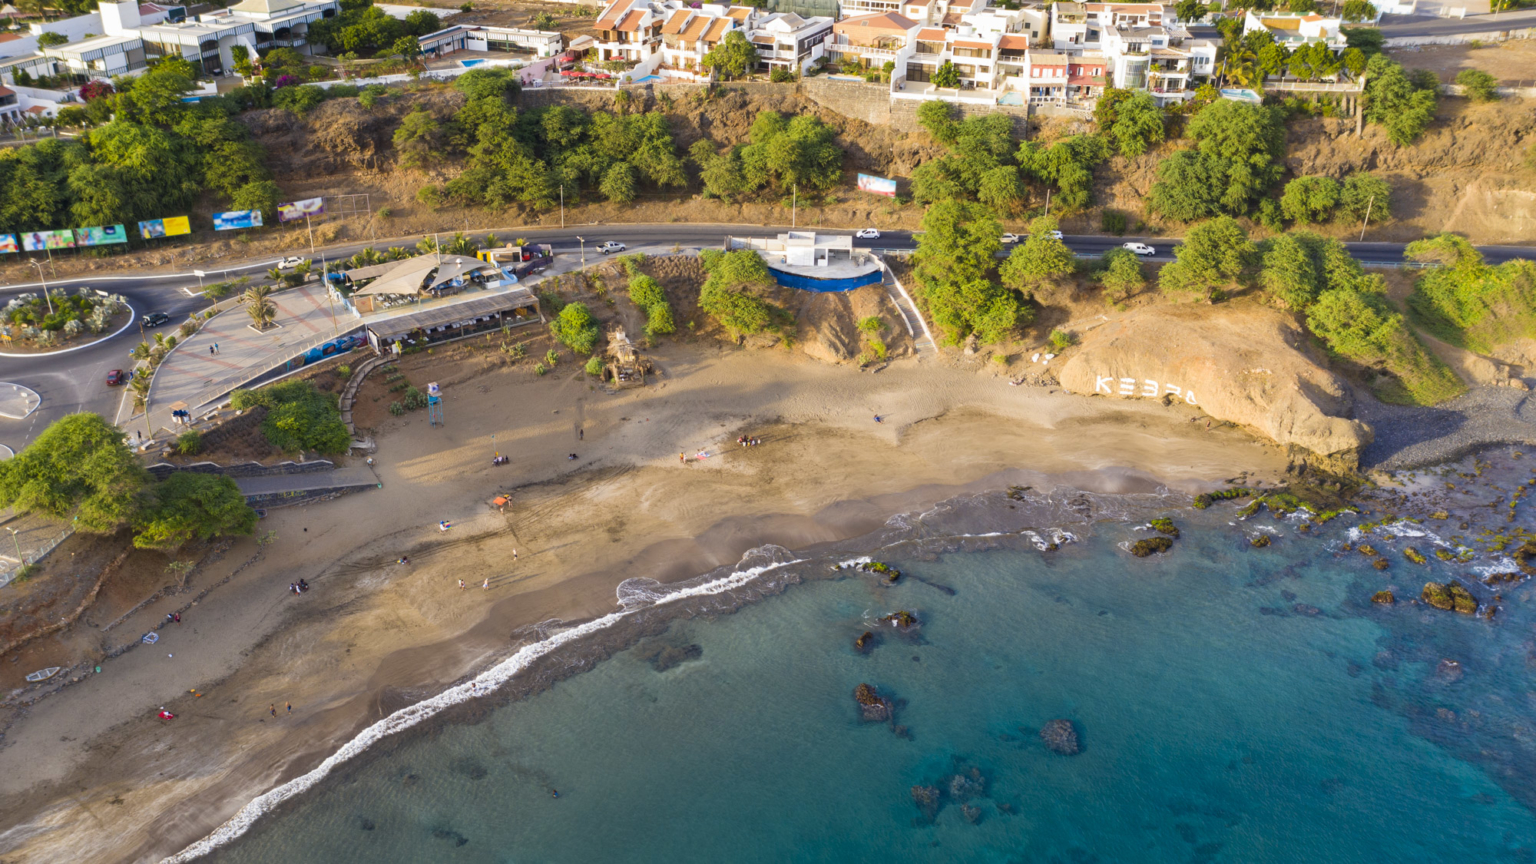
[882,610,919,629]
[1149,518,1180,538]
[961,803,983,825]
[948,767,985,802]
[431,828,470,847]
[854,683,893,722]
[1040,719,1081,755]
[1130,536,1173,557]
[1250,535,1272,548]
[855,630,875,653]
[636,642,704,672]
[911,785,941,823]
[1372,590,1395,605]
[1436,659,1464,683]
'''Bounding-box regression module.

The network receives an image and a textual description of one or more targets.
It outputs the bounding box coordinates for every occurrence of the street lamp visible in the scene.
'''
[578,236,586,264]
[27,260,54,316]
[5,527,21,566]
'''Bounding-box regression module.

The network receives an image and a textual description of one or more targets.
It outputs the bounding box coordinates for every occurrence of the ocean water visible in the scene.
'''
[203,486,1536,863]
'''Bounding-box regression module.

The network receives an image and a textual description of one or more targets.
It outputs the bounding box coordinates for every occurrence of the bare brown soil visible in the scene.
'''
[1389,40,1536,86]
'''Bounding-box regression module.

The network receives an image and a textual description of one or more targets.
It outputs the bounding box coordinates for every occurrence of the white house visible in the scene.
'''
[1241,10,1347,51]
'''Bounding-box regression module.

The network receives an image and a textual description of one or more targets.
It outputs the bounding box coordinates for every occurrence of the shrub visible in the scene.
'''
[1097,248,1145,301]
[230,380,350,453]
[1405,234,1536,353]
[389,401,404,416]
[1049,329,1074,350]
[1455,68,1498,102]
[699,249,781,335]
[549,303,600,354]
[585,355,605,376]
[175,430,203,455]
[402,385,428,410]
[858,316,887,333]
[545,348,560,366]
[1101,209,1128,235]
[1280,176,1342,225]
[770,67,794,83]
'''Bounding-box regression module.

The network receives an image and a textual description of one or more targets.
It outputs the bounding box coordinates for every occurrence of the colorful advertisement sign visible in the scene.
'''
[78,224,129,247]
[139,215,192,240]
[857,173,897,197]
[21,229,76,251]
[0,235,16,255]
[277,197,325,223]
[212,210,264,231]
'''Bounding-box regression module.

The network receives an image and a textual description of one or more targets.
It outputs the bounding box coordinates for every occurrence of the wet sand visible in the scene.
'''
[0,343,1286,863]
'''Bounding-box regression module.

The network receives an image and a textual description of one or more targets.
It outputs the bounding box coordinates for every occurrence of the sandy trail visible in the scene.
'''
[0,343,1285,863]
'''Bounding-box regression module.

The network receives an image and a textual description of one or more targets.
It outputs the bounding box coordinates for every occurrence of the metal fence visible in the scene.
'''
[0,526,75,588]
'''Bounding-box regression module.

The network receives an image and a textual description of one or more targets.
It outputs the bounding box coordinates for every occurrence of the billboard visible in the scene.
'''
[77,224,129,247]
[21,229,75,251]
[139,216,192,240]
[277,197,324,223]
[213,210,264,231]
[0,234,16,255]
[857,173,897,197]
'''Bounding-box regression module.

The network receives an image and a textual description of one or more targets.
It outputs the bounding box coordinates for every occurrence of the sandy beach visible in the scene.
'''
[0,340,1287,863]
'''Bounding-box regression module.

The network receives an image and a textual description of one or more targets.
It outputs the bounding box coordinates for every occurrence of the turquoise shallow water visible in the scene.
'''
[206,490,1536,863]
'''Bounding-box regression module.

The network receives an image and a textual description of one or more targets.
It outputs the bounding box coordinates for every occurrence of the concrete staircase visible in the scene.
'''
[880,258,938,357]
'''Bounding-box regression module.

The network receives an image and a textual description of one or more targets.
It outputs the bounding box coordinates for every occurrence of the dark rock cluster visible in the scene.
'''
[1130,536,1174,557]
[1039,719,1081,755]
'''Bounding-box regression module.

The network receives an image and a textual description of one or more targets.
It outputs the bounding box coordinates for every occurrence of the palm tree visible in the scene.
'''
[241,284,276,331]
[129,371,151,412]
[129,342,152,362]
[267,266,283,284]
[446,232,478,256]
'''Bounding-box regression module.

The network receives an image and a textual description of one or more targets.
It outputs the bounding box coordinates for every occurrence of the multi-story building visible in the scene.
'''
[0,85,20,124]
[1241,10,1347,51]
[41,0,338,78]
[593,0,665,64]
[1046,1,1212,105]
[749,12,835,76]
[657,5,742,76]
[829,11,919,70]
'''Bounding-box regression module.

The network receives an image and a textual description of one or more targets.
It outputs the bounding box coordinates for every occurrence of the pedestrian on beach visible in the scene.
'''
[482,578,489,590]
[214,343,219,354]
[680,452,686,464]
[286,702,292,714]
[209,345,215,356]
[440,520,451,532]
[579,428,584,441]
[270,704,276,718]
[458,579,466,590]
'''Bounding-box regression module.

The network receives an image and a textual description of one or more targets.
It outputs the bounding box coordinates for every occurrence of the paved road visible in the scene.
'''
[1378,7,1536,37]
[0,223,1529,454]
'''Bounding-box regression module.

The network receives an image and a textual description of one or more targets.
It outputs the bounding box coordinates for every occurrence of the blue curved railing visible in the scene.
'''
[767,266,883,293]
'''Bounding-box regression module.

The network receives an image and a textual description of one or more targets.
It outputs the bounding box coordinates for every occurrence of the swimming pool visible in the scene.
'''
[460,59,486,68]
[998,91,1024,106]
[631,74,661,83]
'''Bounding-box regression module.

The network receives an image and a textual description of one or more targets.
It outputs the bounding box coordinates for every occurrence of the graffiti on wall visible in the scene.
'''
[1094,375,1198,406]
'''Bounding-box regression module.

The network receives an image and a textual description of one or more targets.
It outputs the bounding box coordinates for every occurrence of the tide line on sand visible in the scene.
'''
[162,549,805,863]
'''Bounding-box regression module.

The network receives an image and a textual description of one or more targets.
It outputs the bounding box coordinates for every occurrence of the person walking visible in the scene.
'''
[214,342,220,354]
[269,704,276,718]
[482,578,489,590]
[458,579,466,590]
[286,702,292,715]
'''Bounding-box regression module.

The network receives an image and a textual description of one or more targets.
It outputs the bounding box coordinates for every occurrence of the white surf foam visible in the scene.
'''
[162,549,804,863]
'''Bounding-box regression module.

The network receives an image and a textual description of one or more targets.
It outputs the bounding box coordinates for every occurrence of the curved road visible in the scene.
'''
[0,223,1529,453]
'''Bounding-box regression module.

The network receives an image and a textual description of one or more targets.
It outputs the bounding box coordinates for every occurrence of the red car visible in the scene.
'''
[106,369,126,387]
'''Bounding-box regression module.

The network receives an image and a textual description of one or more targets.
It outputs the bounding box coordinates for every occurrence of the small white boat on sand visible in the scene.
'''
[24,667,61,683]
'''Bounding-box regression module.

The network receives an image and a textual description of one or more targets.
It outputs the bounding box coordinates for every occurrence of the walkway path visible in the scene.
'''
[880,260,937,357]
[235,464,379,505]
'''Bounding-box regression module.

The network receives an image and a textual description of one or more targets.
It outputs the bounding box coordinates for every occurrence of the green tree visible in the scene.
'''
[999,216,1075,297]
[1175,0,1207,21]
[403,8,441,35]
[922,278,1024,345]
[123,58,196,126]
[1148,99,1284,221]
[1258,231,1324,309]
[916,99,958,144]
[599,161,637,203]
[241,283,277,331]
[393,109,444,168]
[1308,279,1463,404]
[0,413,147,532]
[550,302,600,353]
[1364,54,1437,145]
[1279,175,1341,224]
[133,472,258,550]
[1159,216,1256,298]
[232,179,281,219]
[1106,90,1165,158]
[914,198,1003,287]
[1340,0,1377,21]
[230,380,350,453]
[454,68,521,102]
[1455,68,1498,102]
[701,30,758,80]
[1016,134,1110,211]
[1096,247,1146,300]
[36,31,68,48]
[977,165,1025,215]
[1405,234,1536,353]
[932,60,961,89]
[698,249,781,336]
[1341,47,1367,77]
[1338,172,1390,223]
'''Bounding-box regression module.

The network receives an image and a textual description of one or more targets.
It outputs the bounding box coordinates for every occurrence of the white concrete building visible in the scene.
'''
[1241,10,1347,51]
[748,12,834,76]
[417,24,562,59]
[592,0,665,64]
[41,0,338,79]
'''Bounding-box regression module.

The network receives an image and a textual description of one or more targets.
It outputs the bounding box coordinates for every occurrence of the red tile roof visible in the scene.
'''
[662,9,692,34]
[998,34,1029,49]
[702,17,731,42]
[834,11,918,32]
[915,27,946,40]
[614,9,646,32]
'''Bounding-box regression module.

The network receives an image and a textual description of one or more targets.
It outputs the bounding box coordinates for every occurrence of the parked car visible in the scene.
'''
[855,228,881,239]
[277,256,306,270]
[1000,233,1021,244]
[1123,242,1156,256]
[597,241,627,255]
[141,312,170,328]
[106,369,125,387]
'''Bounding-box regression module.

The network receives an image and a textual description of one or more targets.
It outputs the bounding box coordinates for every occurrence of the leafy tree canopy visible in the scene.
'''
[550,302,601,354]
[230,380,351,454]
[698,249,782,336]
[1363,54,1438,145]
[999,216,1075,298]
[0,413,147,532]
[133,472,257,550]
[1148,100,1284,221]
[1158,216,1256,297]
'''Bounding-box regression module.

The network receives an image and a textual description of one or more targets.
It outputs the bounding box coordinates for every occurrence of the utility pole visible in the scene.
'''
[304,213,316,256]
[792,184,797,229]
[1044,188,1052,217]
[1359,194,1374,242]
[29,260,53,315]
[560,185,565,229]
[5,527,20,565]
[323,254,338,337]
[578,236,586,263]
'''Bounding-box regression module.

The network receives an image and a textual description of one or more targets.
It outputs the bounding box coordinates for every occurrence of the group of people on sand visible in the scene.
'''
[737,435,762,447]
[288,580,309,594]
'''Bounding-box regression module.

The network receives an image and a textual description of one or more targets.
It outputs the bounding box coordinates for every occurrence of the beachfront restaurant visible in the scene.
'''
[364,289,541,356]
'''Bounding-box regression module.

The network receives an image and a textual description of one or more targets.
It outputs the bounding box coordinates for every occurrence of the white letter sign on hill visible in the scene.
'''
[1095,374,1197,405]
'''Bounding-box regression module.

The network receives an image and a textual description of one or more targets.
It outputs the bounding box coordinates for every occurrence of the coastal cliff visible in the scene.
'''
[1058,302,1374,463]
